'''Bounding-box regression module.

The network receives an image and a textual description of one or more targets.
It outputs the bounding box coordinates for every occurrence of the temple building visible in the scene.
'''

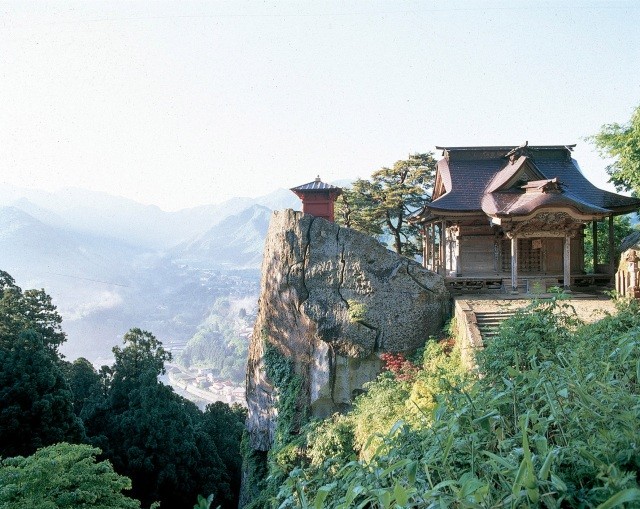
[291,176,342,222]
[412,144,640,292]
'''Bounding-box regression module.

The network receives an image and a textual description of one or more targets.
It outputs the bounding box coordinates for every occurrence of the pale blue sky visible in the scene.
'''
[2,1,639,210]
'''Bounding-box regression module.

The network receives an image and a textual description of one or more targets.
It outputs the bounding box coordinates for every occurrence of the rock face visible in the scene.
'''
[246,210,450,451]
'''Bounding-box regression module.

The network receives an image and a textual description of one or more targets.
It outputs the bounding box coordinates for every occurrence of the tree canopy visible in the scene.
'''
[590,103,640,197]
[0,271,84,457]
[336,153,437,256]
[0,269,247,508]
[0,443,140,509]
[81,327,243,509]
[0,270,66,353]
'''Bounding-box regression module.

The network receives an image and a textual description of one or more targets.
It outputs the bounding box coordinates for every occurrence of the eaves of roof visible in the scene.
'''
[539,159,640,213]
[482,189,610,219]
[418,153,640,218]
[291,180,342,192]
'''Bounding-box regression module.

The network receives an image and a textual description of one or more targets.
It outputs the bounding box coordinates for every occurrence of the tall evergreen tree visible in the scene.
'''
[336,153,437,256]
[0,271,84,457]
[83,328,238,508]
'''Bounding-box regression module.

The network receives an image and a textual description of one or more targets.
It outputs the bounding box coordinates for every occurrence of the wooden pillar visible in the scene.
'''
[429,224,434,270]
[425,224,430,270]
[511,235,518,292]
[563,235,571,289]
[592,220,598,273]
[431,223,437,271]
[423,225,428,268]
[440,220,446,274]
[452,227,459,275]
[608,215,615,276]
[448,227,455,273]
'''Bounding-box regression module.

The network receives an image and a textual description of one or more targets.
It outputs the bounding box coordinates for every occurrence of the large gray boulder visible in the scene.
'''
[246,210,450,451]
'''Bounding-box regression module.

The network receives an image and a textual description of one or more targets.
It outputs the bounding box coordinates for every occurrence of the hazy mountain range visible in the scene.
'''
[0,185,301,364]
[0,185,299,248]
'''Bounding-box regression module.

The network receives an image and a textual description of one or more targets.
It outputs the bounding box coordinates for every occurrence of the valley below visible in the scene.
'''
[0,185,299,404]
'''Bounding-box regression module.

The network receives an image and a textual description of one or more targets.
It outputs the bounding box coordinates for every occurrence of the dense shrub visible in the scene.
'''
[275,297,640,508]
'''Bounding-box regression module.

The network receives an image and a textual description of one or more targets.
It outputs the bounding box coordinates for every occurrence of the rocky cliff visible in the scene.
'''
[246,210,450,451]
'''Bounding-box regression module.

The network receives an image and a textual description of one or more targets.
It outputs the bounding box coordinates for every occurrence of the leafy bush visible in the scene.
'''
[477,293,582,381]
[349,373,410,459]
[407,340,468,422]
[0,443,140,508]
[275,298,640,508]
[306,414,355,468]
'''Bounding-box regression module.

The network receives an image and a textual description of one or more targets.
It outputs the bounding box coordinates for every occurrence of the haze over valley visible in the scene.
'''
[0,185,299,370]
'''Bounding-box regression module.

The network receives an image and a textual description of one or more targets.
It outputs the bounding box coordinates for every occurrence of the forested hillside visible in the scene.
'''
[3,271,640,507]
[247,296,640,508]
[0,271,245,508]
[178,296,256,384]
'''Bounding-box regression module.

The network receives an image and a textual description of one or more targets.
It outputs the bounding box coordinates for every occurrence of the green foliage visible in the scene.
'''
[240,432,270,509]
[305,415,355,468]
[0,272,246,509]
[583,215,636,272]
[200,402,248,504]
[243,340,306,508]
[275,300,640,508]
[335,153,437,256]
[0,442,140,508]
[112,328,172,381]
[82,328,244,509]
[349,374,410,459]
[60,357,103,416]
[0,270,66,353]
[407,340,468,421]
[193,494,214,509]
[346,300,367,323]
[477,293,582,382]
[179,297,253,384]
[589,103,640,197]
[0,272,84,457]
[263,340,304,446]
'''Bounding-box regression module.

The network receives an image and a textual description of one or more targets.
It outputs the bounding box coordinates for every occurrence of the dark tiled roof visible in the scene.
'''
[482,189,609,217]
[428,157,504,212]
[620,231,640,252]
[291,178,342,192]
[538,158,640,212]
[485,156,545,193]
[436,144,576,152]
[423,146,640,218]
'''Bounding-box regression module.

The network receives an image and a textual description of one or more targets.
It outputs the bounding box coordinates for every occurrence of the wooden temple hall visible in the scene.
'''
[413,144,640,293]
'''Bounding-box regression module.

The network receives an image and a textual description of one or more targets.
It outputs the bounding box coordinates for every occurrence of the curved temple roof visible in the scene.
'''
[417,145,640,221]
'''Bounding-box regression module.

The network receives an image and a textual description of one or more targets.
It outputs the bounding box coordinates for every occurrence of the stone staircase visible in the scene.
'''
[474,309,518,341]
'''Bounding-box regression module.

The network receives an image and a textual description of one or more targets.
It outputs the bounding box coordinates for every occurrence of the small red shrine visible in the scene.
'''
[291,176,342,222]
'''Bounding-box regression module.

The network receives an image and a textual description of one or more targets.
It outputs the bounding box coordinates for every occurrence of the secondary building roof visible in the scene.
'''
[291,176,342,193]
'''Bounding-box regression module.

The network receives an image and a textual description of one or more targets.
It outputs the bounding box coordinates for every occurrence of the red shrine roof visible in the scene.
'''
[417,144,640,221]
[291,177,342,194]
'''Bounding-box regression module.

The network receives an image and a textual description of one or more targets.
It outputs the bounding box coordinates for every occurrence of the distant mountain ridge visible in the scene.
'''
[1,185,300,249]
[0,185,305,363]
[172,204,272,269]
